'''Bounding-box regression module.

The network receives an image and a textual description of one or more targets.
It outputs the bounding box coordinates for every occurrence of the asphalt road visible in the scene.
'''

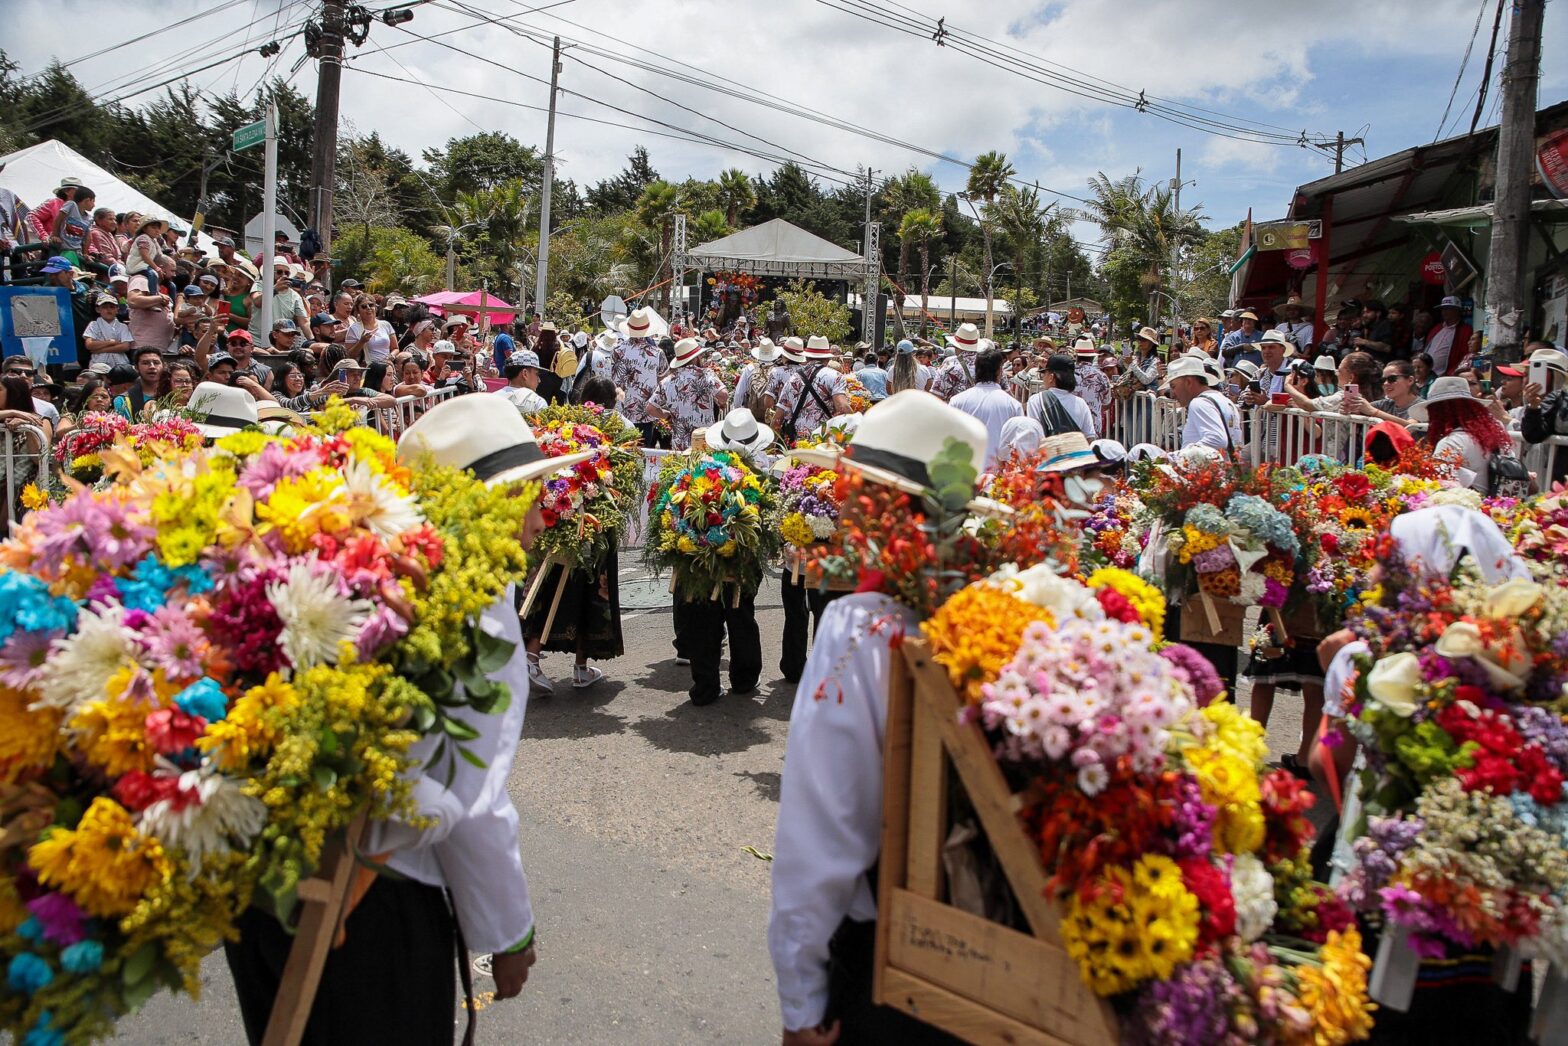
[116,568,1313,1045]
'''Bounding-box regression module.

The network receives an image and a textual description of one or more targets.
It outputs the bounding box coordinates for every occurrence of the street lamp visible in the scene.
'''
[987,261,1012,339]
[436,220,486,292]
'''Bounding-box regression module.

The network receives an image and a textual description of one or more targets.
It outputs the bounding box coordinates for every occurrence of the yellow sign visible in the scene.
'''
[1255,220,1321,251]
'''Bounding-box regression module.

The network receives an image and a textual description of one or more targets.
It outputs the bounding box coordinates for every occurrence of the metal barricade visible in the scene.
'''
[1517,433,1568,490]
[1247,406,1378,468]
[2,422,50,523]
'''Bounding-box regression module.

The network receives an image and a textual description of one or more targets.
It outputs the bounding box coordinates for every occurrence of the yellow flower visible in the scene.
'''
[1084,567,1166,640]
[1292,928,1375,1045]
[20,484,48,511]
[29,797,172,918]
[199,673,300,771]
[0,686,61,781]
[256,467,352,552]
[69,666,179,777]
[214,430,270,457]
[1061,856,1199,995]
[923,584,1055,705]
[779,513,814,548]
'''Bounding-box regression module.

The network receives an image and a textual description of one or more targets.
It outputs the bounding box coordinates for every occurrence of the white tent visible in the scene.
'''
[678,218,870,279]
[0,138,221,254]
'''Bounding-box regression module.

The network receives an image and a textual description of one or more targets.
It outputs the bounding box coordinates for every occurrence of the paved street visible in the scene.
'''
[118,568,1312,1045]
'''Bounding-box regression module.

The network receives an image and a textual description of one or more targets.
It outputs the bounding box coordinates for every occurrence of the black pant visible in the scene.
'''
[679,586,762,704]
[827,918,964,1045]
[780,571,848,683]
[225,876,457,1046]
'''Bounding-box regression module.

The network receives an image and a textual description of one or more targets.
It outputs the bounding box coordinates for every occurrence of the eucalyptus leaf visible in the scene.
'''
[472,628,515,674]
[122,942,158,986]
[441,716,481,742]
[456,745,489,770]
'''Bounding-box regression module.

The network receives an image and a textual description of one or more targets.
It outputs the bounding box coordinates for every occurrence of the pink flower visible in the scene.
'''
[0,629,58,690]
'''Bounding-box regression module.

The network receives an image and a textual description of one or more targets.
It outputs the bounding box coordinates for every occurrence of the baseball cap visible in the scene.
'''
[339,279,362,289]
[182,285,205,297]
[508,349,545,370]
[206,352,235,368]
[94,293,118,307]
[39,256,75,274]
[271,319,299,333]
[431,339,457,355]
[1495,364,1524,378]
[227,329,254,346]
[310,312,337,327]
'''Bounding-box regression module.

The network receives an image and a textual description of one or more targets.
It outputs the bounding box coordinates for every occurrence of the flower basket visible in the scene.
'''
[1177,589,1249,646]
[873,638,1120,1045]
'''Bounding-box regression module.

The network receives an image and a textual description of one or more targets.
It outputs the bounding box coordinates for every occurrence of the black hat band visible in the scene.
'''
[467,441,545,481]
[844,444,929,488]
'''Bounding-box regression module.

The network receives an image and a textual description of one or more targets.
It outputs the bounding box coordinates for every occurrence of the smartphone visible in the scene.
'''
[335,366,347,383]
[1247,379,1262,394]
[1344,383,1359,397]
[1226,383,1241,397]
[1479,379,1492,395]
[215,300,231,317]
[1530,356,1552,391]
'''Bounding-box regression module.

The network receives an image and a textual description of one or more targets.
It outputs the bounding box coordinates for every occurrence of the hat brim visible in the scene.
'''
[791,445,1004,512]
[669,348,709,369]
[485,448,596,490]
[1408,391,1482,422]
[195,420,251,438]
[706,419,775,453]
[751,348,781,363]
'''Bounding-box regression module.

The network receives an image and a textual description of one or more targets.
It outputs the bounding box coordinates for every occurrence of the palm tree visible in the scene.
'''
[899,207,943,335]
[992,185,1052,321]
[965,151,1015,336]
[634,180,685,311]
[1085,170,1206,321]
[879,170,940,337]
[716,168,755,227]
[448,179,531,290]
[693,209,730,243]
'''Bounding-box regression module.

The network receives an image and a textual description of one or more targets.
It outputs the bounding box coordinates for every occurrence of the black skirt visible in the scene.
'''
[521,542,624,660]
[1242,641,1325,690]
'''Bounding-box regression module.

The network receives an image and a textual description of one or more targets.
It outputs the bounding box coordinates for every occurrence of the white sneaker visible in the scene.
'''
[674,656,691,666]
[527,658,554,696]
[572,665,604,689]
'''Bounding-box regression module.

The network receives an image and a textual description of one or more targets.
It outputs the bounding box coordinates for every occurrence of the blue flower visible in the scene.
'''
[0,571,78,643]
[7,952,53,994]
[174,677,229,723]
[59,940,103,975]
[15,917,43,943]
[22,1010,62,1046]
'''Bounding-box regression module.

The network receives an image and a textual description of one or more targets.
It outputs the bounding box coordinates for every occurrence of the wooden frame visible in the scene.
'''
[1178,590,1248,646]
[873,639,1119,1046]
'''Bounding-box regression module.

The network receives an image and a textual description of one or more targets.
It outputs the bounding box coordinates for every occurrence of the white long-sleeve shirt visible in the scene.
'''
[768,593,915,1032]
[1180,391,1242,453]
[949,381,1023,468]
[367,587,535,954]
[1025,387,1099,438]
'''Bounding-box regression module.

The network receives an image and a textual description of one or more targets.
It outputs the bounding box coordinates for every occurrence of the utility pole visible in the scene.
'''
[949,253,958,329]
[534,36,562,315]
[1484,0,1545,364]
[307,0,347,268]
[1331,130,1365,175]
[1169,148,1182,336]
[260,104,279,333]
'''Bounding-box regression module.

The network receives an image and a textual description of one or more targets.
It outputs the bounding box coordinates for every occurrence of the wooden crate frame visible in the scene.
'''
[1177,590,1248,646]
[872,639,1119,1046]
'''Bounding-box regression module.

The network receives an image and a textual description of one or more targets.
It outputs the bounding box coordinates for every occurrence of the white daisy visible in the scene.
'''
[340,458,424,540]
[140,761,267,866]
[266,561,372,670]
[34,602,136,713]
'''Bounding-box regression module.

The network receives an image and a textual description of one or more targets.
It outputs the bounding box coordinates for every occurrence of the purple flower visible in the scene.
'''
[25,893,87,947]
[1160,774,1218,860]
[1160,643,1225,704]
[1128,958,1235,1045]
[237,441,316,500]
[1191,544,1237,573]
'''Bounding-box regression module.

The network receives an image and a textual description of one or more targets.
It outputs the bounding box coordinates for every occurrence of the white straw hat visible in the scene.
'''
[397,394,592,487]
[1408,375,1483,422]
[188,382,259,437]
[792,390,987,497]
[622,306,658,337]
[669,337,709,369]
[804,334,834,360]
[945,322,981,351]
[706,408,775,454]
[779,336,806,364]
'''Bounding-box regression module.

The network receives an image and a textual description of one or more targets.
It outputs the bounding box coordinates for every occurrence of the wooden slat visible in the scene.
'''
[261,812,369,1046]
[874,642,915,1005]
[879,966,1069,1046]
[902,641,1058,939]
[905,683,947,898]
[886,889,1116,1046]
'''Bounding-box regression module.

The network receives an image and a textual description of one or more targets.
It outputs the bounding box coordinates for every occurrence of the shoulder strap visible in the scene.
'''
[1035,390,1075,435]
[788,365,828,437]
[1197,392,1238,456]
[957,353,973,385]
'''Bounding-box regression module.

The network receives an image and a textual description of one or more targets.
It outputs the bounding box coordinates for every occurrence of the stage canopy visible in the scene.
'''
[677,217,872,280]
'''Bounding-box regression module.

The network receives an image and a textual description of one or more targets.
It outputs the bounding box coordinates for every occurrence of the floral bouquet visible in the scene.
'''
[51,412,131,482]
[920,566,1371,1040]
[0,411,538,1042]
[1492,485,1568,586]
[644,449,779,601]
[523,404,643,573]
[1336,565,1568,972]
[840,373,873,414]
[1080,487,1146,570]
[1169,494,1299,607]
[773,460,842,583]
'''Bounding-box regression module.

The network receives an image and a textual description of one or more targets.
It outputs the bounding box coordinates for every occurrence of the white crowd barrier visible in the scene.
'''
[363,386,459,439]
[623,448,675,550]
[2,422,50,522]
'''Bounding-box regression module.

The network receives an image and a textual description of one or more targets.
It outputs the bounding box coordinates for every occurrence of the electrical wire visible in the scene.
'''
[47,0,255,72]
[1468,0,1507,137]
[1433,0,1491,141]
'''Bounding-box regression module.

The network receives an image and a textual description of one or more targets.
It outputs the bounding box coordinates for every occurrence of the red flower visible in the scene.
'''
[144,708,206,756]
[1319,532,1340,554]
[1334,472,1372,502]
[1179,858,1236,953]
[112,770,182,812]
[1094,586,1141,624]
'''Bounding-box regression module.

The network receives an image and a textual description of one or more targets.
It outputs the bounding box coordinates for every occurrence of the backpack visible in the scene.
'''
[744,362,775,419]
[1486,450,1532,499]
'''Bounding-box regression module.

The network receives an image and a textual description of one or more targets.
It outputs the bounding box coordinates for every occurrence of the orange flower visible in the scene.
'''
[922,586,1053,704]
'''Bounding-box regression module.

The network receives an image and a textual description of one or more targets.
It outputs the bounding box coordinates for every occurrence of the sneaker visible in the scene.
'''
[727,684,759,698]
[526,658,554,696]
[674,656,691,666]
[572,665,604,689]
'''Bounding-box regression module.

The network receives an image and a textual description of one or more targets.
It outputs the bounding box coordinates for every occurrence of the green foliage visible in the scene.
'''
[542,290,590,333]
[1180,224,1244,321]
[586,147,660,214]
[773,280,852,343]
[342,226,446,296]
[422,132,541,197]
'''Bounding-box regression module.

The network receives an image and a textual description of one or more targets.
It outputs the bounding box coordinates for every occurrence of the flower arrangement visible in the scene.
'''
[51,412,131,482]
[644,449,779,600]
[0,410,539,1042]
[1080,488,1146,570]
[840,373,873,414]
[920,565,1370,1039]
[707,270,762,305]
[522,404,643,572]
[1336,565,1568,967]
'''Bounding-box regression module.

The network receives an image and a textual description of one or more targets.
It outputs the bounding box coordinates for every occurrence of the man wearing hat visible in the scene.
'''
[652,338,728,450]
[770,392,988,1046]
[769,335,850,444]
[1025,353,1098,438]
[733,337,781,417]
[929,322,982,401]
[227,396,582,1043]
[1219,310,1263,366]
[611,307,671,444]
[1163,354,1241,454]
[1425,296,1472,377]
[1274,296,1313,349]
[496,349,550,413]
[1071,335,1112,426]
[1218,308,1238,338]
[1522,342,1568,486]
[949,346,1023,469]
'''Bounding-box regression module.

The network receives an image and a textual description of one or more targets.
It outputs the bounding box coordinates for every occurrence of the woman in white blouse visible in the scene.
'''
[346,294,395,366]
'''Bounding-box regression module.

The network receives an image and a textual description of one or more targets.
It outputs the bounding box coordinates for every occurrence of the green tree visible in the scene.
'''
[634,180,686,311]
[773,279,851,343]
[877,170,941,337]
[1180,224,1243,322]
[692,208,730,243]
[543,290,590,334]
[899,207,943,335]
[586,147,659,214]
[1085,170,1206,323]
[964,151,1015,334]
[423,132,541,198]
[992,184,1052,304]
[347,226,445,295]
[717,168,756,226]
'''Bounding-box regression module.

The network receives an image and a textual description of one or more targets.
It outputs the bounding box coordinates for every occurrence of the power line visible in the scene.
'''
[45,0,255,72]
[1434,0,1491,141]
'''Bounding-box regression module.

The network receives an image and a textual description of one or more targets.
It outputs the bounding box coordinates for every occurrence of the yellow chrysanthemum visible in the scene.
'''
[68,666,179,777]
[214,430,271,457]
[923,584,1055,705]
[19,484,48,511]
[256,467,353,552]
[1061,855,1200,995]
[1198,701,1269,767]
[0,685,61,782]
[29,796,172,918]
[779,513,815,548]
[198,672,300,772]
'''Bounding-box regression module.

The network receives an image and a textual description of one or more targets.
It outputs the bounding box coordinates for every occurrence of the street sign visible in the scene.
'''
[232,119,266,152]
[1256,220,1323,251]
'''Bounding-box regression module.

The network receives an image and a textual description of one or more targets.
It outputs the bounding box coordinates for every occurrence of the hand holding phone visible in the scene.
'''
[335,366,348,383]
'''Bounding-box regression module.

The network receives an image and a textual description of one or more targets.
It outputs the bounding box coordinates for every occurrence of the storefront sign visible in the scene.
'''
[1538,128,1568,200]
[1256,220,1323,251]
[1420,251,1446,285]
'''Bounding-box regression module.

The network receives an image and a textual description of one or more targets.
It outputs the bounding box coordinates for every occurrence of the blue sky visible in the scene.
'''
[6,0,1566,241]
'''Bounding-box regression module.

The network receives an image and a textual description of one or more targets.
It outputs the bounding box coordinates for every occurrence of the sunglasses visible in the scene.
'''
[1381,373,1407,382]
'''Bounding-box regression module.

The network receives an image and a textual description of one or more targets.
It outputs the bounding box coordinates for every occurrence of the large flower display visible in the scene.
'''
[645,449,779,600]
[522,404,643,572]
[0,413,537,1042]
[921,566,1372,1043]
[1336,563,1568,969]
